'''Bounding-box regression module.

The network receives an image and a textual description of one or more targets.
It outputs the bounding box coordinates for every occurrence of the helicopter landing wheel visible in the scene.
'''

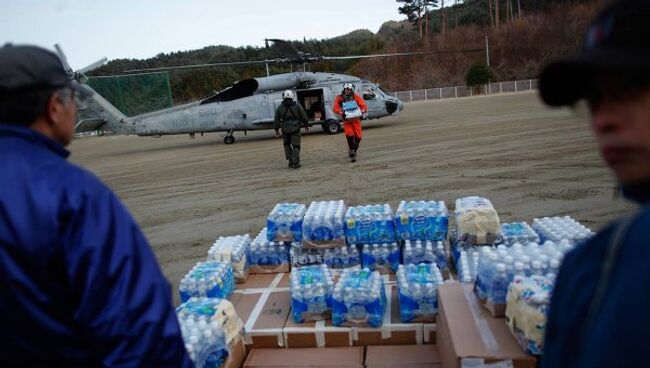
[224,135,235,144]
[324,120,341,135]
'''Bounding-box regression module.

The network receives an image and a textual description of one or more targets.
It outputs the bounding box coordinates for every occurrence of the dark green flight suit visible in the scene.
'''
[274,100,308,167]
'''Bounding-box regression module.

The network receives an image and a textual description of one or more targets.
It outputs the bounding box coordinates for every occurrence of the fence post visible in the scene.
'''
[529,79,532,90]
[424,89,427,100]
[439,88,442,99]
[409,90,413,102]
[455,86,458,98]
[515,81,518,92]
[500,83,502,93]
[470,88,473,97]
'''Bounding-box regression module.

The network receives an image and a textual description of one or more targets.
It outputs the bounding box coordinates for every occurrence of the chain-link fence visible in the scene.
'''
[86,72,173,116]
[392,79,538,103]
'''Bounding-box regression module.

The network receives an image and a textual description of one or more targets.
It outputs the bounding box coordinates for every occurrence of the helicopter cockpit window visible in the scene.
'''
[200,79,259,104]
[361,83,376,100]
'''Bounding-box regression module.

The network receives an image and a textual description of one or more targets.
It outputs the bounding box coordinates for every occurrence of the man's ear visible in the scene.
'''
[44,91,65,126]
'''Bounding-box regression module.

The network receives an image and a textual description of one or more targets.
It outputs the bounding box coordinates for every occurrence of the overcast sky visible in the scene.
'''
[1,0,404,70]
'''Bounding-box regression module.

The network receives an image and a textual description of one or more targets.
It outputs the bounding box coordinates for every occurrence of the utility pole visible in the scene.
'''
[485,35,490,67]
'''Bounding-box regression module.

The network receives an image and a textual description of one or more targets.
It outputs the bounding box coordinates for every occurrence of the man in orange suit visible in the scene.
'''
[334,83,367,162]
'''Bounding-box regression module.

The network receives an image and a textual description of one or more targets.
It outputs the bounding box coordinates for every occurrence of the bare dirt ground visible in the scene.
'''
[69,92,635,303]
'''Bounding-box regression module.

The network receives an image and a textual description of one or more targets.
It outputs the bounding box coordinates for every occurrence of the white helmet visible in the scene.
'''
[343,83,354,91]
[282,90,295,100]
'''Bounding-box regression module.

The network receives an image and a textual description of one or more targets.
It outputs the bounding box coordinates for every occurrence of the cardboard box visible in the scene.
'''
[282,280,428,347]
[249,264,290,274]
[223,335,247,368]
[478,297,506,318]
[243,347,364,367]
[284,317,352,348]
[352,283,425,346]
[423,322,437,344]
[366,345,442,368]
[234,273,291,349]
[473,281,506,318]
[236,273,290,290]
[437,282,536,368]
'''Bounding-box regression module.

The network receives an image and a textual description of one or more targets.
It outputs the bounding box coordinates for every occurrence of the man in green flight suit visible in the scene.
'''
[274,89,309,169]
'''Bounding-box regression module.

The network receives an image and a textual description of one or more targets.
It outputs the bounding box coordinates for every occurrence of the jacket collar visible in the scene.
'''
[0,123,70,159]
[622,182,650,206]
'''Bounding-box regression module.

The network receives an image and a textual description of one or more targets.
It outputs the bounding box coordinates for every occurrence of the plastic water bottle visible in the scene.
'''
[177,298,229,368]
[250,228,291,267]
[395,200,449,241]
[501,222,541,246]
[267,203,306,242]
[208,234,250,281]
[489,263,509,304]
[303,200,346,243]
[532,216,595,244]
[179,261,235,302]
[396,263,443,323]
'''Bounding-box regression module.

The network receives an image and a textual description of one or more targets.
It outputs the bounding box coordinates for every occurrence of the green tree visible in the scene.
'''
[397,0,438,39]
[465,63,493,93]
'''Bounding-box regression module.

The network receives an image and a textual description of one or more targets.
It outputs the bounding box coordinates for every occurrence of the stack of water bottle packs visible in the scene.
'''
[302,200,346,248]
[501,222,540,245]
[397,263,444,322]
[360,242,401,273]
[403,239,448,271]
[290,244,361,269]
[332,268,386,327]
[290,246,324,268]
[177,297,244,368]
[179,261,235,302]
[290,264,335,322]
[344,204,396,244]
[176,298,232,368]
[473,240,572,316]
[454,196,501,245]
[266,203,306,242]
[207,234,250,282]
[395,200,449,241]
[531,216,595,244]
[249,228,291,273]
[505,275,554,355]
[322,244,361,269]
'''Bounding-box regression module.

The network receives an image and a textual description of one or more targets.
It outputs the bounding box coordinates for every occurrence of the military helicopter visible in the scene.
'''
[69,41,477,144]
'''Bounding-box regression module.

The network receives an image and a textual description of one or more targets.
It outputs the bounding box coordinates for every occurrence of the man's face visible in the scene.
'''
[344,88,353,96]
[588,79,650,184]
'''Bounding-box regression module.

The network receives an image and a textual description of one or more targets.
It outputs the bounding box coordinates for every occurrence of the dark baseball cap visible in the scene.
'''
[0,44,90,99]
[539,0,650,106]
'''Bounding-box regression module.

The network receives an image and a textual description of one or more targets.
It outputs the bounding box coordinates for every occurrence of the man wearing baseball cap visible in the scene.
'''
[539,1,650,367]
[0,45,191,366]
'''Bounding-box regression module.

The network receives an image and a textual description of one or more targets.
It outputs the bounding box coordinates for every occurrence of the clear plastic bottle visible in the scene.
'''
[489,263,509,304]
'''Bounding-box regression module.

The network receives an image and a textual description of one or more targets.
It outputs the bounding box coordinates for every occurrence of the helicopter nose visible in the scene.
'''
[385,99,403,114]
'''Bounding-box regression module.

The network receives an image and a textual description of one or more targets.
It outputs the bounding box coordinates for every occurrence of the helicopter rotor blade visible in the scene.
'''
[318,48,485,61]
[78,57,108,75]
[122,59,284,74]
[118,47,485,74]
[54,44,74,77]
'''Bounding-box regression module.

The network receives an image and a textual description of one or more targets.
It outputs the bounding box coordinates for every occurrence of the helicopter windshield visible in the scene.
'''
[200,79,258,104]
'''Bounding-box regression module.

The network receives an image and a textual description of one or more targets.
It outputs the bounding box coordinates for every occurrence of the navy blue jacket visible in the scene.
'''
[0,124,192,367]
[543,187,650,368]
